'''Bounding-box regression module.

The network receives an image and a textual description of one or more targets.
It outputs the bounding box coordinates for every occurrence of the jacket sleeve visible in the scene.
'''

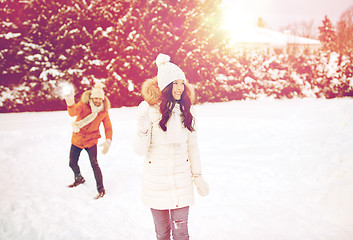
[187,130,202,176]
[187,107,202,176]
[103,113,113,141]
[67,101,83,117]
[133,121,152,156]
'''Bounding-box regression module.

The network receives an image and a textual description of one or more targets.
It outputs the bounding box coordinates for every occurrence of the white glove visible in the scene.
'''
[72,122,80,133]
[137,101,150,134]
[100,139,112,154]
[64,92,75,106]
[194,176,209,196]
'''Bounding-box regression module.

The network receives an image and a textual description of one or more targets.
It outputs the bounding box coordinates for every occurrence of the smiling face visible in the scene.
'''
[92,97,103,107]
[172,79,185,100]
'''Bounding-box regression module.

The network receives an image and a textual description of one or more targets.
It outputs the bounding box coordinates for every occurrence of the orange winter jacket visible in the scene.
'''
[67,90,113,149]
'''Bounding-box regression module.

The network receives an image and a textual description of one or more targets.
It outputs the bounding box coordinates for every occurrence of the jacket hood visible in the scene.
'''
[81,90,111,110]
[141,77,195,106]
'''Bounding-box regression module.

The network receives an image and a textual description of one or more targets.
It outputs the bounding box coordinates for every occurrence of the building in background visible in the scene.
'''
[231,27,321,54]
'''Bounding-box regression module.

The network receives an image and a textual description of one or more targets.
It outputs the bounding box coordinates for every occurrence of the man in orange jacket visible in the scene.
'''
[64,83,112,199]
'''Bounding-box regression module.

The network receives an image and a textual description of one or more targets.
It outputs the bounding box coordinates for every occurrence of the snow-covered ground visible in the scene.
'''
[1,98,353,240]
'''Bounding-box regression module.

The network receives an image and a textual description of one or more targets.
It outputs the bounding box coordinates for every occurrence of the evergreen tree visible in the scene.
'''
[1,0,135,110]
[1,0,238,111]
[318,15,336,52]
[0,0,64,111]
[2,0,233,111]
[112,0,232,103]
[80,0,138,107]
[0,0,28,87]
[336,5,353,55]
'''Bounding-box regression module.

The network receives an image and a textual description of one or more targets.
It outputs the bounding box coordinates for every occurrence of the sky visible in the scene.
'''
[222,0,353,33]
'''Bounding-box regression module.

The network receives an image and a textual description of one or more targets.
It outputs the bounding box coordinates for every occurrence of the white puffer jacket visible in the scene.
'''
[133,78,202,210]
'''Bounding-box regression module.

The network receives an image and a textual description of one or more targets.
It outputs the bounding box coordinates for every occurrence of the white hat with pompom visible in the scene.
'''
[156,53,186,91]
[91,82,105,99]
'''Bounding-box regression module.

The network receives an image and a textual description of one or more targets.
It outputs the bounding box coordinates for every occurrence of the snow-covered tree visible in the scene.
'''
[1,0,66,111]
[1,0,135,110]
[2,0,352,112]
[1,0,234,111]
[318,15,336,52]
[109,0,232,104]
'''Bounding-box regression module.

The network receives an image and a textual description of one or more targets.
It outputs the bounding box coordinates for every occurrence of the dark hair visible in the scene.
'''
[159,83,195,132]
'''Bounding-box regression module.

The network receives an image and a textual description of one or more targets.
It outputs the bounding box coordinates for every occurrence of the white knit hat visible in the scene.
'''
[156,53,186,90]
[91,82,105,99]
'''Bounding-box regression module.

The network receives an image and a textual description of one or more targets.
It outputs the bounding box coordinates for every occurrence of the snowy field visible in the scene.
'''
[1,98,353,240]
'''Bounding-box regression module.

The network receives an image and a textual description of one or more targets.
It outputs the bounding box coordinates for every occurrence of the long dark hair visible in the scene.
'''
[159,82,195,132]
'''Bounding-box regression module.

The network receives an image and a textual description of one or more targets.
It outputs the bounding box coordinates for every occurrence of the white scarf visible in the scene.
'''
[72,100,104,133]
[166,103,183,144]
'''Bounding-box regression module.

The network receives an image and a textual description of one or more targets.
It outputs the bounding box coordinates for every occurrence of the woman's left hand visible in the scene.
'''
[193,176,209,196]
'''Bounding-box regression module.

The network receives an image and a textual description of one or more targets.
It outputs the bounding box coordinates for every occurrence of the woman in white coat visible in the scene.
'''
[133,53,209,240]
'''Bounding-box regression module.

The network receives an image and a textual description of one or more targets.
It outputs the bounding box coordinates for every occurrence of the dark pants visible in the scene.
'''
[150,207,190,240]
[69,144,104,192]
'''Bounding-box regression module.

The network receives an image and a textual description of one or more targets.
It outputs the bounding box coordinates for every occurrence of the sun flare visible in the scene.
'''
[221,0,268,39]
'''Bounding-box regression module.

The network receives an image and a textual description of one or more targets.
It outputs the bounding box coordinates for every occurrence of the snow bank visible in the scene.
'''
[1,99,353,239]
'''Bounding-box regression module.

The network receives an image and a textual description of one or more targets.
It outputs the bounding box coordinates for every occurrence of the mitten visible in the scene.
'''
[137,101,150,134]
[193,176,209,196]
[64,92,75,106]
[100,139,112,154]
[72,122,80,133]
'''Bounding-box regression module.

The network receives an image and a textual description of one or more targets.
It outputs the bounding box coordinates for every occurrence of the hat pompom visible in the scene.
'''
[156,53,171,67]
[94,82,104,89]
